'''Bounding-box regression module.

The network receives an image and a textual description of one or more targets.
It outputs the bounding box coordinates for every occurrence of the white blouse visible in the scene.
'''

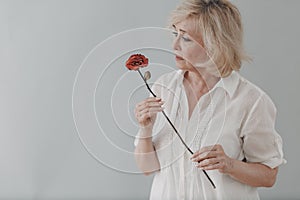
[134,70,286,200]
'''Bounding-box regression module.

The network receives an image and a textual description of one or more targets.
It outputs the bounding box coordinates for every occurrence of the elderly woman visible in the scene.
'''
[134,0,286,199]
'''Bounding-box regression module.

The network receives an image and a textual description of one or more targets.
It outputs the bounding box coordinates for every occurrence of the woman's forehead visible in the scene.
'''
[173,19,203,41]
[173,19,195,33]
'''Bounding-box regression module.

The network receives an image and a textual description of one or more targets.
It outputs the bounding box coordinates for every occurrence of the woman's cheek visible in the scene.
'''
[181,47,194,63]
[183,44,201,61]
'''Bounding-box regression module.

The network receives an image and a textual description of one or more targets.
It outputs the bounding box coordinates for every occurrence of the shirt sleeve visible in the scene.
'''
[240,93,286,169]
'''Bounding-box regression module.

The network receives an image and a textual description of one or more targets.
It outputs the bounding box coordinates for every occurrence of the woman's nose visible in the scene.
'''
[172,36,181,51]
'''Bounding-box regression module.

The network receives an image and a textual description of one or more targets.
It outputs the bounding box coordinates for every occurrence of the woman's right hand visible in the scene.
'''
[134,97,164,131]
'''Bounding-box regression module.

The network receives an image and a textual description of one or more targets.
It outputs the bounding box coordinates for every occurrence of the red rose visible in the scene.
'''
[125,54,149,70]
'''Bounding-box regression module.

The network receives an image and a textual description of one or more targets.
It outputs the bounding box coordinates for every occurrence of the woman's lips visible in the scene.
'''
[175,55,184,61]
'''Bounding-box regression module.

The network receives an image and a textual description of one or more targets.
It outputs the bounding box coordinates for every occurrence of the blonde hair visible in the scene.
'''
[169,0,250,77]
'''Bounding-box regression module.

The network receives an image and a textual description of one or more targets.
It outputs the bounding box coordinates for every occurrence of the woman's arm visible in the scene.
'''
[227,159,278,187]
[134,97,163,175]
[191,144,278,187]
[134,127,160,176]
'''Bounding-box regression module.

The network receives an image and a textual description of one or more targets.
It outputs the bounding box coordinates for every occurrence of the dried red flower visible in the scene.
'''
[125,54,149,70]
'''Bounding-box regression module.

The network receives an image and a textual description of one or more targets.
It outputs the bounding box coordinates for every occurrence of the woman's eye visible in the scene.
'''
[182,36,191,42]
[172,31,192,42]
[172,31,178,37]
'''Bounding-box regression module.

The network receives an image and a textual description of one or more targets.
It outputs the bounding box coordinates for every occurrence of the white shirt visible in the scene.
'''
[134,70,286,200]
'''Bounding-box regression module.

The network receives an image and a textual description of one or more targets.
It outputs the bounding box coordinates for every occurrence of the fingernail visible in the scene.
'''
[156,97,161,100]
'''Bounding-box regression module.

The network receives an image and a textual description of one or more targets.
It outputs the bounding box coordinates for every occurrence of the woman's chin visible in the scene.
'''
[176,63,187,70]
[175,60,188,69]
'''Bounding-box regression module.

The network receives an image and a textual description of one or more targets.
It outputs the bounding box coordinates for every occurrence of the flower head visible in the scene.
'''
[125,54,149,70]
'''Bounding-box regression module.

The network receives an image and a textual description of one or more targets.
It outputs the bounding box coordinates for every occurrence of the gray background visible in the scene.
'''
[0,0,299,199]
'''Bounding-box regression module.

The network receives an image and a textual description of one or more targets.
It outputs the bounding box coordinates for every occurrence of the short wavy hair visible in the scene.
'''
[169,0,250,77]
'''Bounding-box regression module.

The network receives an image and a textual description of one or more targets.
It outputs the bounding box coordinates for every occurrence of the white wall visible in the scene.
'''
[0,0,299,199]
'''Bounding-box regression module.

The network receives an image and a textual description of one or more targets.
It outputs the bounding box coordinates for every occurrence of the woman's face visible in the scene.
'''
[172,19,209,70]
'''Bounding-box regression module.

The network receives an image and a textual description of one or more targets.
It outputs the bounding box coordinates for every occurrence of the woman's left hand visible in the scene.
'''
[191,144,234,174]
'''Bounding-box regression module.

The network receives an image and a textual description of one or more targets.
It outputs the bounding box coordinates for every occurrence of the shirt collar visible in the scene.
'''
[212,70,240,98]
[178,70,240,98]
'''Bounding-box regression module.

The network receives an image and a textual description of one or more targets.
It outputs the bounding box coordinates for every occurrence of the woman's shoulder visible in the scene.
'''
[236,72,276,108]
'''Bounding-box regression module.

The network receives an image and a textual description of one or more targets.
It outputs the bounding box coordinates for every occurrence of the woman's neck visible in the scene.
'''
[183,68,220,93]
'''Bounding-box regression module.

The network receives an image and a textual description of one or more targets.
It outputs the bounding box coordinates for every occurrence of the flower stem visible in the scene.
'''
[137,69,216,189]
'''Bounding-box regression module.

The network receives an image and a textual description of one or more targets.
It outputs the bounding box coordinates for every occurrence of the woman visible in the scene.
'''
[134,0,286,199]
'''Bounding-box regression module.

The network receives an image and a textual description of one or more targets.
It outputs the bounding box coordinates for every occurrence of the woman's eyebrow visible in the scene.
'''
[172,24,187,33]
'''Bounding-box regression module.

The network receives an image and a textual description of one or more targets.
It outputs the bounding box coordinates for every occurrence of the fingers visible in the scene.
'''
[191,144,223,161]
[136,97,163,109]
[137,100,164,111]
[198,162,223,171]
[191,144,228,172]
[134,97,164,127]
[139,107,164,116]
[135,97,164,116]
[191,150,221,163]
[136,107,164,124]
[197,157,220,169]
